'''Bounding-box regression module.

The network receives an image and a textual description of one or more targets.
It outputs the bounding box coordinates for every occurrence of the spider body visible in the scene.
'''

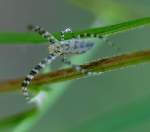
[51,39,94,55]
[22,25,102,101]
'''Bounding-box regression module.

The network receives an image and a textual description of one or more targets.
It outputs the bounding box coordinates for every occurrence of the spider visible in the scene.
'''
[22,25,106,101]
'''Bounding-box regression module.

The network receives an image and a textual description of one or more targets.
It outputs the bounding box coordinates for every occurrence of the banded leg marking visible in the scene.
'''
[28,25,58,44]
[62,57,99,76]
[76,33,104,39]
[60,28,72,41]
[76,33,120,52]
[22,54,56,101]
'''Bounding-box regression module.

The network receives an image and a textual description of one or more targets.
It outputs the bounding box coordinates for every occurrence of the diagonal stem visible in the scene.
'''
[0,49,150,92]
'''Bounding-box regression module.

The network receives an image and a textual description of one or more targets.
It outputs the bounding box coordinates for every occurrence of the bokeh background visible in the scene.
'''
[0,0,150,132]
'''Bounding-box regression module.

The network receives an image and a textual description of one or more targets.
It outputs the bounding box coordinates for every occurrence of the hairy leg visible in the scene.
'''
[76,33,120,52]
[60,27,72,41]
[27,25,58,44]
[62,57,99,76]
[22,54,57,101]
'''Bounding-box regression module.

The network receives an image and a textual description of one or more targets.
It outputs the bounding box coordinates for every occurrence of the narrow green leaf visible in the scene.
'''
[0,108,37,131]
[0,17,149,44]
[0,33,46,44]
[68,17,150,38]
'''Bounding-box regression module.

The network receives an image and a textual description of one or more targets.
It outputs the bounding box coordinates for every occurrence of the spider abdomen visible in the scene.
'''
[61,39,94,55]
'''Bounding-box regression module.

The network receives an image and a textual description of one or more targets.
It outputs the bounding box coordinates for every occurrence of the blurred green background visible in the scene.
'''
[0,0,150,132]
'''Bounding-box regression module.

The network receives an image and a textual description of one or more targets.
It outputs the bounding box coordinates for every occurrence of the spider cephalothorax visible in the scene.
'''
[48,44,64,56]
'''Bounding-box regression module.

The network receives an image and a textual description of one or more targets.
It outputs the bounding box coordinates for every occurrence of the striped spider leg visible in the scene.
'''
[27,25,58,44]
[22,25,63,101]
[22,54,58,101]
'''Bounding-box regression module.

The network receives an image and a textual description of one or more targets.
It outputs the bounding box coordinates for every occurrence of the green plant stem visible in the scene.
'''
[0,17,149,44]
[0,49,150,92]
[0,108,37,130]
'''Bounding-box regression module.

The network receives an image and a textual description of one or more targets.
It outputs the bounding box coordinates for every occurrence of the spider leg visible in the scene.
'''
[27,25,58,44]
[62,57,99,76]
[76,33,120,52]
[22,54,57,101]
[60,27,72,41]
